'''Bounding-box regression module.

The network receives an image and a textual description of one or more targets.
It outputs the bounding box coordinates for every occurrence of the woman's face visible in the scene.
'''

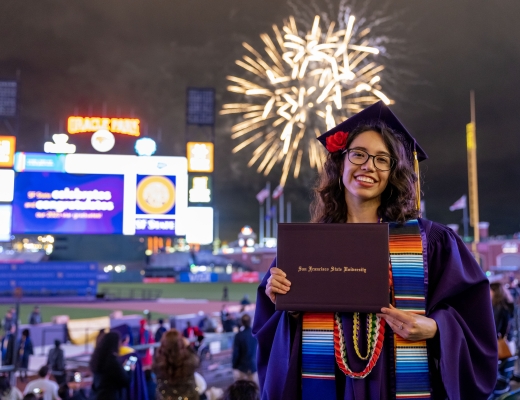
[342,130,391,205]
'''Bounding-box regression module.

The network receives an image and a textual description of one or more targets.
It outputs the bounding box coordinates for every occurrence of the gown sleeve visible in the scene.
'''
[252,258,301,400]
[421,219,498,400]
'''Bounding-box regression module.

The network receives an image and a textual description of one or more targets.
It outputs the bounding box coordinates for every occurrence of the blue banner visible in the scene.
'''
[178,272,218,283]
[0,262,98,296]
[14,153,66,172]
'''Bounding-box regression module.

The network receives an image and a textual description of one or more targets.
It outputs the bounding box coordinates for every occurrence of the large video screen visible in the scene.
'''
[12,172,124,234]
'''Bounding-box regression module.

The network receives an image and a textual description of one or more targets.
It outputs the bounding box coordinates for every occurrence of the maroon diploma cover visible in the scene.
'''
[275,223,389,313]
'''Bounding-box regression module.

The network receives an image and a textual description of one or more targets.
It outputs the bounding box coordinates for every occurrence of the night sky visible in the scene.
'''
[1,0,519,242]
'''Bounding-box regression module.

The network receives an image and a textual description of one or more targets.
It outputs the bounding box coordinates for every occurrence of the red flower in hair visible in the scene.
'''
[325,131,349,152]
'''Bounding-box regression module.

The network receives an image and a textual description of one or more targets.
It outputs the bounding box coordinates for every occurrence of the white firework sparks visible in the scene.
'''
[221,13,392,186]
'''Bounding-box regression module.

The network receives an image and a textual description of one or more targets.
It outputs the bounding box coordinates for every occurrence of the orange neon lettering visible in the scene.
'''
[67,116,140,136]
[67,117,84,134]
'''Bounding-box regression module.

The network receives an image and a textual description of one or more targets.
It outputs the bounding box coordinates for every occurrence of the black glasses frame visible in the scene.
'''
[343,148,395,171]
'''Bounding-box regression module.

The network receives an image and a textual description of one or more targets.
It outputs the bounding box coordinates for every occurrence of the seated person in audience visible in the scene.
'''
[224,380,259,400]
[23,366,60,400]
[0,375,23,400]
[57,383,87,400]
[154,319,167,343]
[119,334,135,356]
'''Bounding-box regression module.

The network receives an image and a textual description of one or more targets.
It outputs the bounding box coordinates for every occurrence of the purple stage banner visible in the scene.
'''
[12,172,124,234]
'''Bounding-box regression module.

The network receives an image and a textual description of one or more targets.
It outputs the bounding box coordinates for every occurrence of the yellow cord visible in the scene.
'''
[353,312,373,360]
[413,150,421,213]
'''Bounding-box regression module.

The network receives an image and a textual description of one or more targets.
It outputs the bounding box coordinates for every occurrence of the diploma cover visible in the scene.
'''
[275,223,389,313]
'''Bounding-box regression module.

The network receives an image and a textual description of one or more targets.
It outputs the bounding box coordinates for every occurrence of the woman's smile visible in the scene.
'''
[354,174,377,185]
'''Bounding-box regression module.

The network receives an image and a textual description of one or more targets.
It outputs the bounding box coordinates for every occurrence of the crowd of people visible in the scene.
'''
[85,316,259,400]
[0,309,260,400]
[0,268,515,400]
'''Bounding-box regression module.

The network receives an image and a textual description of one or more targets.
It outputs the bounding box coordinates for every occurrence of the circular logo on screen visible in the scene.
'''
[91,130,115,153]
[136,176,176,214]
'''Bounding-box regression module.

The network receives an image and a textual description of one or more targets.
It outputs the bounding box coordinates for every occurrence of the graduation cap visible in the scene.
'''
[316,101,427,161]
[317,101,426,211]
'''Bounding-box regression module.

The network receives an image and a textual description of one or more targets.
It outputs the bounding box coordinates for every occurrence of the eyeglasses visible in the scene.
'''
[343,148,395,171]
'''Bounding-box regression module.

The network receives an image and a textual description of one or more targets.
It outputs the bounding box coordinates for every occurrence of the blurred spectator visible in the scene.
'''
[182,322,204,351]
[240,295,251,306]
[220,306,227,326]
[153,329,202,399]
[182,322,197,340]
[28,307,42,325]
[23,366,60,400]
[57,383,87,400]
[491,282,515,339]
[0,375,23,400]
[232,315,258,385]
[154,319,167,343]
[144,370,156,400]
[224,380,259,400]
[222,313,236,333]
[18,329,34,382]
[46,340,66,385]
[1,325,15,366]
[1,311,14,334]
[222,285,229,302]
[198,314,216,333]
[119,334,135,356]
[89,331,131,400]
[137,319,153,367]
[21,395,37,400]
[8,308,17,326]
[117,342,149,400]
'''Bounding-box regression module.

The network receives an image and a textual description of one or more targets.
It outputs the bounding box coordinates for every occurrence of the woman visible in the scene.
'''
[490,282,514,339]
[89,331,131,400]
[17,329,33,382]
[152,329,203,400]
[0,375,22,400]
[253,101,497,399]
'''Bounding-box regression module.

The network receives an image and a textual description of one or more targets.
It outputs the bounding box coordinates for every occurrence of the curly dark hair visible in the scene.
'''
[89,331,120,373]
[310,121,420,224]
[225,380,260,400]
[152,329,199,382]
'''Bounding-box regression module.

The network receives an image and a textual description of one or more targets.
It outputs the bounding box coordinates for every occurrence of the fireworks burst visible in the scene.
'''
[222,12,392,186]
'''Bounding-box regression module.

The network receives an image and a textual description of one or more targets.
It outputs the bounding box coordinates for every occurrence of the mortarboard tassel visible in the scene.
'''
[413,149,421,214]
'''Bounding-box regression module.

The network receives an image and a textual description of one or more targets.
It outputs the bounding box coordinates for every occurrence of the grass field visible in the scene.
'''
[0,282,260,323]
[98,282,259,302]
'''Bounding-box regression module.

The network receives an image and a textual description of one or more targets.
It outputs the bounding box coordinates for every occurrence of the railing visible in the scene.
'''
[39,326,94,355]
[97,287,163,300]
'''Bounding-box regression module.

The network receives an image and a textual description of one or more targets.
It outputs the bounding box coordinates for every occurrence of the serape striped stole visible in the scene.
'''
[301,220,431,400]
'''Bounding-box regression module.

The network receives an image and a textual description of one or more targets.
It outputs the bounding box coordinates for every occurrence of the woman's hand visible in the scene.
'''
[265,267,291,304]
[377,305,437,341]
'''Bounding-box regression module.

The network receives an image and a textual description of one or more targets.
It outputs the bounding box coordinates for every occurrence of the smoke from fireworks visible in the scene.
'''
[221,12,392,186]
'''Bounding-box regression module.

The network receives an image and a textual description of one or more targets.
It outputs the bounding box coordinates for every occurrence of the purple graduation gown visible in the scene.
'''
[252,219,498,400]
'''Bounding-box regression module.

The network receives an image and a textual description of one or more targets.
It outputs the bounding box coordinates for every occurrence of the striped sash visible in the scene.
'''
[390,220,430,399]
[301,313,337,398]
[301,220,430,399]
